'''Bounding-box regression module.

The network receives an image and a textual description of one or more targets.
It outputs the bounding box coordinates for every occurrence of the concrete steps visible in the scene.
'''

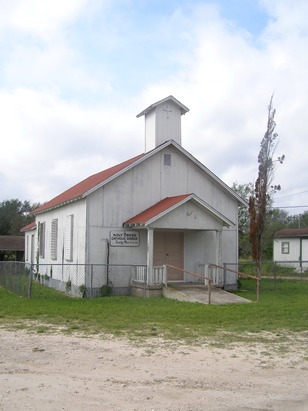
[163,283,251,305]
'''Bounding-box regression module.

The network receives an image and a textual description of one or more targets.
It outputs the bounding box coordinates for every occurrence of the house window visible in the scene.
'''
[164,154,171,166]
[39,222,46,258]
[64,215,74,261]
[281,241,290,254]
[51,219,58,260]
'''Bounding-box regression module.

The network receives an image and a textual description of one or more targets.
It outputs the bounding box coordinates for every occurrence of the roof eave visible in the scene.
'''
[136,95,189,118]
[123,194,234,228]
[169,141,247,206]
[34,196,83,215]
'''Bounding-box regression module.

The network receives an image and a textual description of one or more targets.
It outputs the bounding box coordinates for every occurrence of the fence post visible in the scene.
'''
[90,264,93,298]
[273,261,276,289]
[208,278,211,305]
[28,264,33,299]
[223,263,227,288]
[143,266,147,297]
[163,265,167,286]
[256,277,260,303]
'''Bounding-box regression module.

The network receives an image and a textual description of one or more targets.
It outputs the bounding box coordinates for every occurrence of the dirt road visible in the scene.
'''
[0,328,307,410]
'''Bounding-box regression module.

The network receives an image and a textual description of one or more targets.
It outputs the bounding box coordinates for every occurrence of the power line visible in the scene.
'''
[272,205,308,209]
[275,190,308,200]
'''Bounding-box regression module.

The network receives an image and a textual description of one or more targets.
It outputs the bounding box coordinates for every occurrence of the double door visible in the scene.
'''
[153,231,184,281]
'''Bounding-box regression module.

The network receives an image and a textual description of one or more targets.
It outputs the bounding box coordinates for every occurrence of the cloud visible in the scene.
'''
[0,0,307,214]
[0,87,144,202]
[0,0,89,39]
[136,1,308,213]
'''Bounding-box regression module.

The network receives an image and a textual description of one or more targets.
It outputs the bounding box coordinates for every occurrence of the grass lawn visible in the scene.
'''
[0,279,307,342]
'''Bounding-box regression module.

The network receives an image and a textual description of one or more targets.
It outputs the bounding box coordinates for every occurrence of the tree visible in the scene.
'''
[288,211,308,229]
[249,97,285,277]
[263,208,292,259]
[0,199,39,236]
[232,182,253,258]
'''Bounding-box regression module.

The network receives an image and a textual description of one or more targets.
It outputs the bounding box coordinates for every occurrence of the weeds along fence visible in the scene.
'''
[0,261,147,298]
[225,260,308,292]
[0,261,31,298]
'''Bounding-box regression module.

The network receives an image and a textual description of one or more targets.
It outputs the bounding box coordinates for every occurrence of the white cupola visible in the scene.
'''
[137,95,189,152]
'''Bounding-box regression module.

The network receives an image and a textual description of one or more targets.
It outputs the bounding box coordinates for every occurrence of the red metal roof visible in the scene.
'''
[124,194,191,226]
[20,221,37,232]
[33,153,145,214]
[274,228,308,237]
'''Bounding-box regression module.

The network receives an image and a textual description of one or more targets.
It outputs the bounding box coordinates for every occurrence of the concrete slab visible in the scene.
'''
[163,284,251,305]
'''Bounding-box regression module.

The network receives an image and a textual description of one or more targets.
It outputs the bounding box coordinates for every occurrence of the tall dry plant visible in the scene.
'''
[249,96,285,278]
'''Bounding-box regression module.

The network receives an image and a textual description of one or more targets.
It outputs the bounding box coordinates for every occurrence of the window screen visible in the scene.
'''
[51,219,58,260]
[281,241,289,254]
[39,222,45,258]
[164,154,171,166]
[64,215,74,261]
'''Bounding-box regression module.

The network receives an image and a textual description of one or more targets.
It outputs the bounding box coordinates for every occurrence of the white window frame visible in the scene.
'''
[26,235,29,261]
[39,222,46,258]
[64,215,74,261]
[51,219,58,260]
[164,153,171,166]
[281,241,290,254]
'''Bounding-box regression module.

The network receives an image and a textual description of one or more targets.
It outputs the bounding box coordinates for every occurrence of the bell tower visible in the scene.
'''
[137,95,189,152]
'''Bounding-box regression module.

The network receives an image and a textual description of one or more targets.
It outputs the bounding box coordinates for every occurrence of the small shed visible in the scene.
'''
[0,236,25,261]
[273,228,308,271]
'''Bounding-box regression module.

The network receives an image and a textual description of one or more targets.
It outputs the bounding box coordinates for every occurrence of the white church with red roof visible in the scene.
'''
[22,96,245,297]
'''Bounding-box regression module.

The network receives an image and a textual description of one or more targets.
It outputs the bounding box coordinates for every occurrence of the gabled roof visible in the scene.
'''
[124,194,191,226]
[165,140,246,207]
[123,193,234,228]
[20,221,37,232]
[33,139,245,215]
[0,236,25,251]
[274,228,308,238]
[136,95,189,118]
[33,153,145,214]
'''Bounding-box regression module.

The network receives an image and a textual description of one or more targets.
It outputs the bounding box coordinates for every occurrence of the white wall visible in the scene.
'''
[155,100,182,146]
[27,200,87,283]
[86,144,239,278]
[274,238,300,262]
[274,237,308,269]
[145,110,156,152]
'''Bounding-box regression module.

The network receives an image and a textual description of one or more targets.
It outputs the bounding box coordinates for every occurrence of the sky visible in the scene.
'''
[0,0,307,215]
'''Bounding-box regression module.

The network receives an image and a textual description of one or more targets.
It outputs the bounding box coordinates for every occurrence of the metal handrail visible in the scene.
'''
[209,263,260,302]
[165,264,212,305]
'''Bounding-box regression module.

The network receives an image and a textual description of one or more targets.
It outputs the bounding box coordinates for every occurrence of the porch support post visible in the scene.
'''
[147,228,154,285]
[216,230,222,266]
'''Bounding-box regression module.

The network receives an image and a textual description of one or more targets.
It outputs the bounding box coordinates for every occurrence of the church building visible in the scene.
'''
[22,96,245,296]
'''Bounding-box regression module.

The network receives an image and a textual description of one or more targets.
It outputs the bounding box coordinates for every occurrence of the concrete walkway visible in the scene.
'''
[163,283,251,305]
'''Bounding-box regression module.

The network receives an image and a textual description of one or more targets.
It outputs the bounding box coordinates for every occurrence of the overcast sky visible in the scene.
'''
[0,0,307,215]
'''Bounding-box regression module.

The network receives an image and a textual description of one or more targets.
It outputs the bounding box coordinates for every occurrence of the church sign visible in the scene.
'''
[110,230,139,247]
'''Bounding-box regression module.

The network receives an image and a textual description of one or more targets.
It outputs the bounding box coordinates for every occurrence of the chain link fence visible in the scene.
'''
[224,260,308,292]
[0,261,31,297]
[2,260,306,299]
[0,261,147,298]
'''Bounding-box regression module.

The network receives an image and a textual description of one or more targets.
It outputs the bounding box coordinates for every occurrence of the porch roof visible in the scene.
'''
[123,193,234,228]
[0,236,25,251]
[20,221,37,232]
